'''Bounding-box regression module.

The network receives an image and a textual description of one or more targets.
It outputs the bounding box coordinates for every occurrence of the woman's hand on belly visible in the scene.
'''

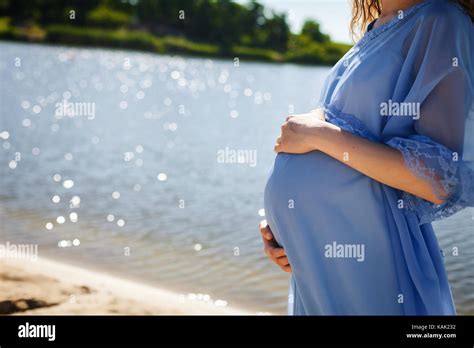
[274,108,332,154]
[273,108,444,205]
[259,220,292,273]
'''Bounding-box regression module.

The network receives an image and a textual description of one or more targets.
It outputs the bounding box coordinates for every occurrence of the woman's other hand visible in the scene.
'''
[259,220,292,273]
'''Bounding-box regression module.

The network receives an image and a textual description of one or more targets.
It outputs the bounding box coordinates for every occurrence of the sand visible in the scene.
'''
[0,257,250,315]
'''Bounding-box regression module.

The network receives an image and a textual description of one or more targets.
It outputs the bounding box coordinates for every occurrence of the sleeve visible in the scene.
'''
[385,9,474,224]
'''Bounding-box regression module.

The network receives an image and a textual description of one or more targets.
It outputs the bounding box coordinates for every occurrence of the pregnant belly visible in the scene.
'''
[263,152,405,314]
[263,151,389,254]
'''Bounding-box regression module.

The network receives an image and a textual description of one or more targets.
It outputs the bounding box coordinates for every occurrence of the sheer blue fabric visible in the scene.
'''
[264,0,473,315]
[381,1,474,224]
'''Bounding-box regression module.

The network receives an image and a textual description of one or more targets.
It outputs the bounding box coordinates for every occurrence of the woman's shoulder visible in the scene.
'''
[417,0,472,26]
[405,0,473,44]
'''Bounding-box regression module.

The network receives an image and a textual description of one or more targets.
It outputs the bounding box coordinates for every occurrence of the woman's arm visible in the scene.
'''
[274,113,445,205]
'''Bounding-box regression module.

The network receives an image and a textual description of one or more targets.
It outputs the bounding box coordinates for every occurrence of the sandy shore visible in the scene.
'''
[0,257,251,315]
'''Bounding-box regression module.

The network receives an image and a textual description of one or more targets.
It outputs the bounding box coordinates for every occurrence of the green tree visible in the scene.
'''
[87,5,131,28]
[260,12,289,51]
[301,19,330,43]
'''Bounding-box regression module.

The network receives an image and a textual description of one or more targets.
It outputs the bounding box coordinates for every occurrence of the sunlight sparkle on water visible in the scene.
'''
[70,196,81,208]
[124,152,134,162]
[8,160,17,169]
[32,105,41,114]
[157,173,168,182]
[63,180,74,189]
[69,212,78,223]
[171,71,180,80]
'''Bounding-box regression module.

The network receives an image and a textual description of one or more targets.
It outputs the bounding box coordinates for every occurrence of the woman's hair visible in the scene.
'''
[350,0,474,40]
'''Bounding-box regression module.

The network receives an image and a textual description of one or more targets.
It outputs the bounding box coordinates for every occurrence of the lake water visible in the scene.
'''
[0,42,473,314]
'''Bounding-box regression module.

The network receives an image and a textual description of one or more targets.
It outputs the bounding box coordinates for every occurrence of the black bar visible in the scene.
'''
[0,316,473,346]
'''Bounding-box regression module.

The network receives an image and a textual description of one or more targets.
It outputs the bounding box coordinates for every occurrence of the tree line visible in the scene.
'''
[0,0,351,64]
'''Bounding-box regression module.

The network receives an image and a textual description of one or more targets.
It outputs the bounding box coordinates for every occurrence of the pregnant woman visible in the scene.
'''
[262,0,473,315]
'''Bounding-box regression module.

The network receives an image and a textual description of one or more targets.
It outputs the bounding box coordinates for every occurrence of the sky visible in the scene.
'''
[241,0,353,44]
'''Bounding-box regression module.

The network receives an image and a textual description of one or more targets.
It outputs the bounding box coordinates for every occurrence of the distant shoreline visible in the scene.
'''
[0,21,351,66]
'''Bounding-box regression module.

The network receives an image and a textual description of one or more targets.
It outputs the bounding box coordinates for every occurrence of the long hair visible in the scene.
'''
[350,0,474,40]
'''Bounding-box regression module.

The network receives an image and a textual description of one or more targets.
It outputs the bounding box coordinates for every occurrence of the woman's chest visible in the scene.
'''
[322,41,410,136]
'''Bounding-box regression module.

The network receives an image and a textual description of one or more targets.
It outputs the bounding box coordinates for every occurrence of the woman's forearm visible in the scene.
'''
[314,123,444,205]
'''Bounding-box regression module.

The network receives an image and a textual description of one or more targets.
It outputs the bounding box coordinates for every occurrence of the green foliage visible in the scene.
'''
[250,12,289,52]
[232,46,284,62]
[0,0,9,12]
[2,0,101,25]
[0,16,14,39]
[301,20,330,43]
[0,16,10,32]
[87,5,131,28]
[287,34,351,65]
[0,17,46,41]
[0,0,353,66]
[45,25,220,57]
[46,25,165,52]
[161,36,219,56]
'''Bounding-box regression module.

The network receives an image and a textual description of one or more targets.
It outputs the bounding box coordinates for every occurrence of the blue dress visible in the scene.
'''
[264,0,474,315]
